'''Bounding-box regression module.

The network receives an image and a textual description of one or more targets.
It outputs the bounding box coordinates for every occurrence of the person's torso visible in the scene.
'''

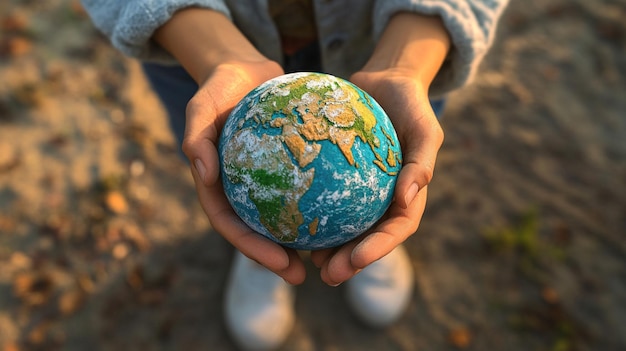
[268,0,318,54]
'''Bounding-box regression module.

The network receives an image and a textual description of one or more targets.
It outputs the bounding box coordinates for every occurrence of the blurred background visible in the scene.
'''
[0,0,625,350]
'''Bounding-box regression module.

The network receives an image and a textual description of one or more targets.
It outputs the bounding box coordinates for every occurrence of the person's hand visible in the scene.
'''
[310,69,443,285]
[183,60,308,285]
[153,9,307,284]
[309,12,450,286]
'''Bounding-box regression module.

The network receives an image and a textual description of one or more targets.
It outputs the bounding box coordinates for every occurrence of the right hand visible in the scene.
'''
[182,60,307,285]
[153,8,307,284]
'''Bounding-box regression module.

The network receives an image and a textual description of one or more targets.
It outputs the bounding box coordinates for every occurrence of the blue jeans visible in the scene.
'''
[142,47,445,147]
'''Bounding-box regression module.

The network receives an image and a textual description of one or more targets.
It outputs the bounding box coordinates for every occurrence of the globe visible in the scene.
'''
[219,72,402,250]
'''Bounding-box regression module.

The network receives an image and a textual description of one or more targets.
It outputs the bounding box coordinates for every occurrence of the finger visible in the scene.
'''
[187,152,310,284]
[182,90,221,186]
[310,247,335,268]
[395,112,443,209]
[189,163,293,270]
[319,238,363,286]
[183,86,305,280]
[277,249,307,285]
[315,185,427,285]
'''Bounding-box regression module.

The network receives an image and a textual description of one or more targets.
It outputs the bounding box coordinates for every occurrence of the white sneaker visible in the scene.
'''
[224,251,295,351]
[345,245,414,328]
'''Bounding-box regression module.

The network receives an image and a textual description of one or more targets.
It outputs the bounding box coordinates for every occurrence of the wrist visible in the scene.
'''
[153,8,272,84]
[362,12,450,89]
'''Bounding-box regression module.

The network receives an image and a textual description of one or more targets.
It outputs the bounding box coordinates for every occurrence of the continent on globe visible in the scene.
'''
[219,72,402,250]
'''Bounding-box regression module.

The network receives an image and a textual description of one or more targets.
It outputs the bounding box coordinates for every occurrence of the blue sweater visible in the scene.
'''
[81,0,508,97]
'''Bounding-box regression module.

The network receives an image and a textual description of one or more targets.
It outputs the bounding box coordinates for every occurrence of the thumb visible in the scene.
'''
[182,88,221,187]
[395,109,443,208]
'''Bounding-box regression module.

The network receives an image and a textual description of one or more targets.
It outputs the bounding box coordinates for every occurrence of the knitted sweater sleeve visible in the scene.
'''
[80,0,231,62]
[373,0,509,96]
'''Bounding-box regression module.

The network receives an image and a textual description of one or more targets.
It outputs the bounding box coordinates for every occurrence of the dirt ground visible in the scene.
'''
[1,0,625,350]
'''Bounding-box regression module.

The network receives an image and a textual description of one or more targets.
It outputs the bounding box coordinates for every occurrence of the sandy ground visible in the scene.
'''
[1,0,625,350]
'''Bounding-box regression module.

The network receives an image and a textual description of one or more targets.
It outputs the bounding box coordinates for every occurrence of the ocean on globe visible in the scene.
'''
[218,72,402,250]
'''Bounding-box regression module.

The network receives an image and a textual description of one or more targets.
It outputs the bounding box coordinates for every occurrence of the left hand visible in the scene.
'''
[310,68,444,286]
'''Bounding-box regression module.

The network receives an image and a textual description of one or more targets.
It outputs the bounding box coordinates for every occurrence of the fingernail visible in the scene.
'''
[404,183,419,208]
[329,282,342,287]
[194,159,207,182]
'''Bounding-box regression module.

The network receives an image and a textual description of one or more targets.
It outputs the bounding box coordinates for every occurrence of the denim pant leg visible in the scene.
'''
[142,63,197,148]
[431,99,446,119]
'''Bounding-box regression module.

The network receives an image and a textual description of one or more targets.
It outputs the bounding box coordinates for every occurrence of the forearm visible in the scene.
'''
[153,8,271,84]
[363,12,451,89]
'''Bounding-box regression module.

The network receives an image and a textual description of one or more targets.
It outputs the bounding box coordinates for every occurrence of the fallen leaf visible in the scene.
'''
[3,342,20,351]
[542,286,560,304]
[10,252,31,269]
[0,142,20,173]
[129,159,145,177]
[0,217,18,236]
[1,12,28,32]
[77,274,95,294]
[27,320,52,345]
[6,36,32,57]
[58,288,85,316]
[123,224,150,251]
[13,271,55,306]
[448,327,472,349]
[112,243,129,260]
[105,191,128,214]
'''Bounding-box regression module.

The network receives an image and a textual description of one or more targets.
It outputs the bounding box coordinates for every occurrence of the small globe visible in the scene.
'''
[219,72,402,250]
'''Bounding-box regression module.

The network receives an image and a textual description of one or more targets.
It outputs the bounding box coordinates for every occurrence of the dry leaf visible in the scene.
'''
[1,12,28,32]
[112,243,129,260]
[58,288,85,316]
[13,271,54,306]
[27,321,51,345]
[448,327,472,349]
[105,191,128,214]
[542,286,560,304]
[0,142,20,174]
[3,342,20,351]
[10,252,31,269]
[77,274,95,294]
[6,36,32,56]
[123,224,150,251]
